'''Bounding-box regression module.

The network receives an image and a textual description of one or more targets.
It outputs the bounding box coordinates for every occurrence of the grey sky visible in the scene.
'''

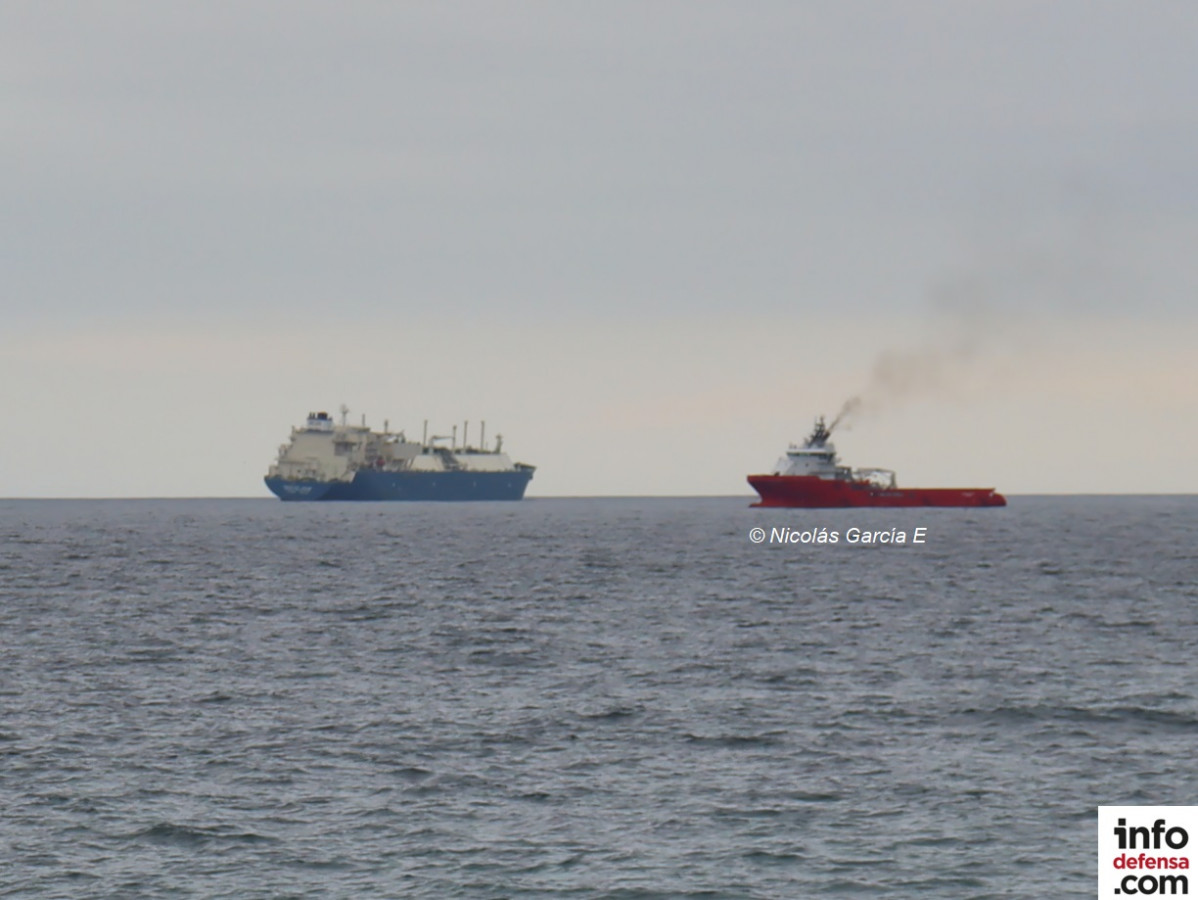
[3,3,1196,495]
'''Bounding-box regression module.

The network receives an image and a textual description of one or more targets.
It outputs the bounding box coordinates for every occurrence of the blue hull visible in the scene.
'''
[265,468,534,502]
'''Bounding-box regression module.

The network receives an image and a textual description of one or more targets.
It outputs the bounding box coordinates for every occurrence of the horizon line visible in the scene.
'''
[2,493,1196,501]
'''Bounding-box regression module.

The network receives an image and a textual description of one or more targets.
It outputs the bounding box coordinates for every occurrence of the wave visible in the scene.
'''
[126,823,278,846]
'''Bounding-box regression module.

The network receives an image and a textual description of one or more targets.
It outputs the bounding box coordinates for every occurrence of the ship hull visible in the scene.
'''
[266,468,534,502]
[748,475,1005,508]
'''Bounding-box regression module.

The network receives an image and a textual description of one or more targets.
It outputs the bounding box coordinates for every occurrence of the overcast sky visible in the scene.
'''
[3,2,1196,496]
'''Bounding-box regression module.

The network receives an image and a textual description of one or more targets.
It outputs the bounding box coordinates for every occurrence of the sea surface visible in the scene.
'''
[2,496,1196,899]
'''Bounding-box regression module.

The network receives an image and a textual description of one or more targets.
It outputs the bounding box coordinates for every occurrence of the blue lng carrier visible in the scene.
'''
[265,410,535,501]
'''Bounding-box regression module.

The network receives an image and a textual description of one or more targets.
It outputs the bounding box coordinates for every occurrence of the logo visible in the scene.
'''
[1100,808,1197,897]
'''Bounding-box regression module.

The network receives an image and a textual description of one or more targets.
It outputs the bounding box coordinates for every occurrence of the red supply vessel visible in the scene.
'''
[748,417,1005,508]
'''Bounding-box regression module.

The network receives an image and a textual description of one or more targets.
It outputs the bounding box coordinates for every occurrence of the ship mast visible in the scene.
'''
[805,416,832,448]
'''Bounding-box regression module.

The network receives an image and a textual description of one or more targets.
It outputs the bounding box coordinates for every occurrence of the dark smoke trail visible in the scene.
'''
[828,273,999,433]
[828,397,860,433]
[826,200,1128,434]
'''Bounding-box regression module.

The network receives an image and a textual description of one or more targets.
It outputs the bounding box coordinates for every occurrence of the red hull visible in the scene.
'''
[748,475,1006,508]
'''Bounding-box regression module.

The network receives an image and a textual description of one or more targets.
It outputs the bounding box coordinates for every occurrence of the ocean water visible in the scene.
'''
[2,496,1196,899]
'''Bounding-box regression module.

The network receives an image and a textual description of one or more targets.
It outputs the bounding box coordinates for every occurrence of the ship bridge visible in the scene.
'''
[305,411,334,432]
[772,416,849,478]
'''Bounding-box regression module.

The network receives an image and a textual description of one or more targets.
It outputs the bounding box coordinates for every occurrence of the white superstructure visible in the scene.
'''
[770,417,896,488]
[771,417,846,477]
